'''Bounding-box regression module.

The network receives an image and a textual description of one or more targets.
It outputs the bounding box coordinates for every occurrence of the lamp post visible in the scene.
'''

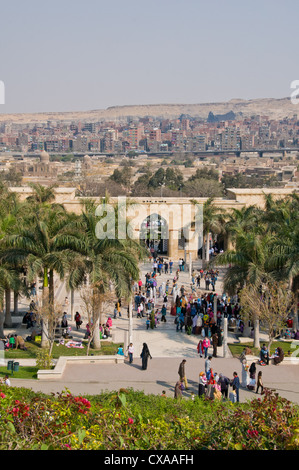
[213,294,218,323]
[129,297,133,345]
[223,315,229,358]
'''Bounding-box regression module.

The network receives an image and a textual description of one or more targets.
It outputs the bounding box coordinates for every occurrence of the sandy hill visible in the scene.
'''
[0,97,297,124]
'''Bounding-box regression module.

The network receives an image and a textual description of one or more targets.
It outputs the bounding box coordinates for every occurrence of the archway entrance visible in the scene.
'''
[140,214,168,257]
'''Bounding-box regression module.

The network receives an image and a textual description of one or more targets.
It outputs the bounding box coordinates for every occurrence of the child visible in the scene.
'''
[197,339,204,358]
[256,371,264,394]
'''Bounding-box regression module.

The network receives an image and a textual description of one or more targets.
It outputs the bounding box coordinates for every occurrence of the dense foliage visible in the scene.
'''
[0,386,298,450]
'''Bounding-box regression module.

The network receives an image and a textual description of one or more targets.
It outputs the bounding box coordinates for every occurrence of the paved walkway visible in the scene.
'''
[3,260,299,404]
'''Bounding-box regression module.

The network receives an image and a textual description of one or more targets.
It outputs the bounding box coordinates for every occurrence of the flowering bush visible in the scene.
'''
[0,386,298,450]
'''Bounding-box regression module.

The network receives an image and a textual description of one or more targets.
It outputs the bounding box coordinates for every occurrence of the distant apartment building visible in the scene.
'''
[222,127,241,150]
[70,135,89,152]
[127,126,144,149]
[191,135,206,151]
[240,133,255,150]
[82,122,97,133]
[101,129,118,152]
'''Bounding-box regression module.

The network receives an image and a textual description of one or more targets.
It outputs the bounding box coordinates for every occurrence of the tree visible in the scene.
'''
[26,182,57,205]
[79,286,113,355]
[148,168,165,189]
[0,265,23,335]
[61,199,142,349]
[202,198,226,263]
[239,281,295,351]
[265,192,299,328]
[1,207,73,347]
[183,178,223,198]
[35,291,64,356]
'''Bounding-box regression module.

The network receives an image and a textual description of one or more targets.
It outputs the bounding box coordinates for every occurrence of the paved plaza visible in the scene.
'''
[4,260,299,404]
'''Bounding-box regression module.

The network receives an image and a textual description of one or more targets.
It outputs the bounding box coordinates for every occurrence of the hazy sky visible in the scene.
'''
[0,0,299,114]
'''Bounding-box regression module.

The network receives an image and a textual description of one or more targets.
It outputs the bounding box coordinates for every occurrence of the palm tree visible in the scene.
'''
[202,198,226,263]
[26,182,57,205]
[0,184,29,325]
[60,198,143,349]
[224,205,261,242]
[265,193,299,326]
[214,217,276,348]
[0,265,23,335]
[1,206,73,347]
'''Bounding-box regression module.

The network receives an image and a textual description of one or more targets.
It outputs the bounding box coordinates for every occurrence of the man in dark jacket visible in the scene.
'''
[231,372,240,402]
[218,373,229,399]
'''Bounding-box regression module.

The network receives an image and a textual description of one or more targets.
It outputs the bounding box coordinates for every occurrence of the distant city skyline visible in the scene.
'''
[1,0,299,114]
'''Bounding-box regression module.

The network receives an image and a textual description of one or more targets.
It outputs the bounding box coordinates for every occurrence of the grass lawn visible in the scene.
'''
[4,340,123,360]
[0,366,39,380]
[229,340,299,358]
[0,340,124,380]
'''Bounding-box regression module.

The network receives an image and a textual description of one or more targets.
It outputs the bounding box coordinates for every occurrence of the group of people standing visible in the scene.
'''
[174,358,242,402]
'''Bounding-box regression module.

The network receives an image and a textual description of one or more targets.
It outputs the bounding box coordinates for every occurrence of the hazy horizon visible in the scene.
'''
[1,0,298,114]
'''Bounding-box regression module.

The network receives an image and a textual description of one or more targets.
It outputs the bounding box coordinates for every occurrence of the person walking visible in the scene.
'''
[178,359,189,390]
[140,343,152,370]
[205,356,212,381]
[218,373,230,400]
[231,371,240,402]
[202,337,210,358]
[256,371,264,394]
[75,311,82,330]
[161,304,167,322]
[197,339,204,358]
[127,343,134,364]
[212,332,218,357]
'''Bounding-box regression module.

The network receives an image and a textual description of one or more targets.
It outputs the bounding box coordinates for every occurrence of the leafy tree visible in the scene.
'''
[182,178,223,197]
[239,281,295,351]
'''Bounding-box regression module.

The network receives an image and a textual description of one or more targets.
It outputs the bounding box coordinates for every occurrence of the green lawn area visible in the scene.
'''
[1,340,124,380]
[4,340,123,360]
[0,365,39,380]
[228,340,298,358]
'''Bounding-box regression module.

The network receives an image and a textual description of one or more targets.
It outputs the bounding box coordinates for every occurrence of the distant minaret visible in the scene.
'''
[74,159,82,179]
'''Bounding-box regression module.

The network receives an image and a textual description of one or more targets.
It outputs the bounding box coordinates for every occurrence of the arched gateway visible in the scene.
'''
[140,214,168,256]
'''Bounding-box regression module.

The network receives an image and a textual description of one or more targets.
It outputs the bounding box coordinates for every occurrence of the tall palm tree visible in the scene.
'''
[265,193,299,325]
[1,206,73,347]
[0,184,28,325]
[0,265,24,335]
[60,198,143,349]
[202,197,226,262]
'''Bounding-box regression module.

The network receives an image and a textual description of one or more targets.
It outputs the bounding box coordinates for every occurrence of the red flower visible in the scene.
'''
[128,418,134,424]
[247,429,259,438]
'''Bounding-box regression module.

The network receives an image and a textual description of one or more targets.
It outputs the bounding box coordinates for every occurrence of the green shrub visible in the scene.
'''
[35,349,53,370]
[0,386,298,450]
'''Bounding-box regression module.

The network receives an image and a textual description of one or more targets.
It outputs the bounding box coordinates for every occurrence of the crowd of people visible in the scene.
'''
[131,258,243,360]
[174,358,241,402]
[2,253,297,404]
